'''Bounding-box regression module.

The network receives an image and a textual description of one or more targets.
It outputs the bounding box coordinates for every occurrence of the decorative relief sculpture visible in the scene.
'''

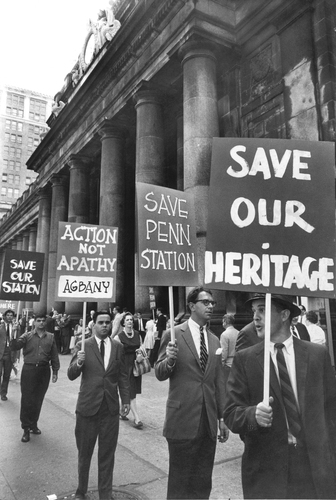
[52,100,66,117]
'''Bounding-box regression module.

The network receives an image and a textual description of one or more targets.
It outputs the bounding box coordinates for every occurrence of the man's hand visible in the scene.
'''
[120,404,130,417]
[52,373,58,383]
[166,341,178,365]
[218,419,230,443]
[255,396,274,427]
[77,350,85,366]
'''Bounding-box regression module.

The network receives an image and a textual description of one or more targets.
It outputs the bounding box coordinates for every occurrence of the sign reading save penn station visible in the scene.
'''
[55,222,118,301]
[205,138,336,298]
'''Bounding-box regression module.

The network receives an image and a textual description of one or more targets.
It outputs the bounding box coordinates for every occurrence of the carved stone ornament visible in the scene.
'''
[251,45,272,83]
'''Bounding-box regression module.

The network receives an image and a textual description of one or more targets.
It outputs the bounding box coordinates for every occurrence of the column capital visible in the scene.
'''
[178,39,218,66]
[35,186,51,201]
[98,119,128,141]
[50,173,68,188]
[67,154,91,170]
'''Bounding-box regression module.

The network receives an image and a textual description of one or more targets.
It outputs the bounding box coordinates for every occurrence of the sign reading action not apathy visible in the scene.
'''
[205,138,336,298]
[0,249,44,301]
[136,182,198,286]
[55,222,118,301]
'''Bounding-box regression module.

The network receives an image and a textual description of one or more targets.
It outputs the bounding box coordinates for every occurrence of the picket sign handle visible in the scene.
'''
[263,293,271,405]
[82,301,87,350]
[168,286,175,344]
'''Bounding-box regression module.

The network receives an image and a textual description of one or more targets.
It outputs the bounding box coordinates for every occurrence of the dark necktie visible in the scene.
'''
[100,339,105,364]
[274,343,301,438]
[199,326,208,373]
[6,323,10,346]
[291,326,299,338]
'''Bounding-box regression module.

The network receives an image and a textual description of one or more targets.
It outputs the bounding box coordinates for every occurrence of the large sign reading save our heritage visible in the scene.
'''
[136,182,198,286]
[0,249,45,301]
[205,138,336,298]
[55,222,118,301]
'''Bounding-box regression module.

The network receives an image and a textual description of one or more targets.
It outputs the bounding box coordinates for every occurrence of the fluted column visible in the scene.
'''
[47,174,68,314]
[99,121,127,310]
[26,226,37,310]
[34,188,51,315]
[179,40,219,284]
[134,88,166,312]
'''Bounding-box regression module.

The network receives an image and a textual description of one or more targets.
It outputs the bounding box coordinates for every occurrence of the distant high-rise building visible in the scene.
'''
[0,84,53,218]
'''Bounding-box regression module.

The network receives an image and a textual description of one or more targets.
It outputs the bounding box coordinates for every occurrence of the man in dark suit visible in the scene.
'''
[224,293,336,499]
[0,309,18,401]
[133,311,147,342]
[68,310,130,500]
[155,286,229,499]
[235,320,262,352]
[291,315,310,341]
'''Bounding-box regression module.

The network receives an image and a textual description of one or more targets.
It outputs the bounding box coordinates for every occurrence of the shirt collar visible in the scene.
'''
[189,317,207,332]
[271,335,293,354]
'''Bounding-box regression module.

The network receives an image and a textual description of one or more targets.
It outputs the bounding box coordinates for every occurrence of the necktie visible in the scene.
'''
[199,326,208,373]
[274,343,301,438]
[291,326,299,338]
[6,323,10,346]
[100,339,105,364]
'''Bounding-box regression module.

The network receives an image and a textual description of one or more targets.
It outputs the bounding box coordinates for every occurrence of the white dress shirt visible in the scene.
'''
[188,318,209,357]
[95,335,111,369]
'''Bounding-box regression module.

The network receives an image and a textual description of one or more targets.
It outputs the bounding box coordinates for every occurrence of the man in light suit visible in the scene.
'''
[0,309,18,401]
[68,310,130,500]
[224,293,336,499]
[155,286,229,499]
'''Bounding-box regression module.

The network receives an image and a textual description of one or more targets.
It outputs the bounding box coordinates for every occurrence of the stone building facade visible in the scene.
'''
[0,0,335,349]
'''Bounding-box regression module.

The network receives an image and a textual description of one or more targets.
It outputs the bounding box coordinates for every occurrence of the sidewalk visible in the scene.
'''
[0,355,243,500]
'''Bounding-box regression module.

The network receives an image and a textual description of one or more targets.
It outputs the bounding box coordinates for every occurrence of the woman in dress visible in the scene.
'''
[118,312,143,429]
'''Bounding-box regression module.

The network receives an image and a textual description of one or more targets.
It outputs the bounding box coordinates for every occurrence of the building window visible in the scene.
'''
[15,162,21,171]
[5,120,11,129]
[3,159,8,168]
[29,98,46,122]
[9,161,14,169]
[8,174,14,184]
[17,136,22,144]
[17,122,23,132]
[16,149,21,158]
[2,173,7,183]
[10,134,16,142]
[25,177,31,185]
[33,138,39,147]
[4,146,9,155]
[1,188,6,197]
[14,189,19,198]
[5,133,10,142]
[14,175,20,185]
[10,147,15,157]
[6,93,24,118]
[7,188,13,198]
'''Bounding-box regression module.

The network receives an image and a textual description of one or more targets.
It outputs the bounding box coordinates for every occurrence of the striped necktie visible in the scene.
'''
[199,326,208,373]
[274,343,301,438]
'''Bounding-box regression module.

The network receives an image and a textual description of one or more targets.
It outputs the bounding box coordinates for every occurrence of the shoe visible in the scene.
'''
[120,415,129,421]
[1,395,7,401]
[30,427,41,434]
[134,420,143,429]
[21,430,30,443]
[74,491,86,499]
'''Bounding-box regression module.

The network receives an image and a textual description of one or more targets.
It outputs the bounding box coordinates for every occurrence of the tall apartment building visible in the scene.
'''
[0,85,53,218]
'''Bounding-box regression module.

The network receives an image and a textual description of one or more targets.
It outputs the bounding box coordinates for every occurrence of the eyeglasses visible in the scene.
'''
[194,299,217,307]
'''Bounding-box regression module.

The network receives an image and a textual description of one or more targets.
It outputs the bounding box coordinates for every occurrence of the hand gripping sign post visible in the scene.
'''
[136,183,199,343]
[55,222,118,347]
[205,138,336,403]
[0,249,45,323]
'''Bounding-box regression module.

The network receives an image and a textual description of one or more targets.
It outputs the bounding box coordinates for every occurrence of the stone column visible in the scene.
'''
[16,235,23,250]
[47,174,68,315]
[134,88,165,312]
[34,188,51,316]
[26,226,37,310]
[99,121,127,310]
[179,40,219,284]
[66,155,90,316]
[22,230,30,251]
[176,111,186,317]
[11,241,17,250]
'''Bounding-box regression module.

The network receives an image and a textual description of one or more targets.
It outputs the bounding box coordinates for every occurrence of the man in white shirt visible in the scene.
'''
[304,310,326,345]
[224,293,336,499]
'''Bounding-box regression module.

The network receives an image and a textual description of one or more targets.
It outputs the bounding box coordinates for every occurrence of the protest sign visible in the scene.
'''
[136,182,199,286]
[0,249,44,301]
[55,222,118,302]
[205,138,336,298]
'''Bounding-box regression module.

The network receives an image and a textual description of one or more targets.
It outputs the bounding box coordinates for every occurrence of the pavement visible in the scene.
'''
[0,354,244,500]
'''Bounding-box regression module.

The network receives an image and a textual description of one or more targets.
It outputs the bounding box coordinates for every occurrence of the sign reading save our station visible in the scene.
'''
[205,138,336,298]
[55,222,118,302]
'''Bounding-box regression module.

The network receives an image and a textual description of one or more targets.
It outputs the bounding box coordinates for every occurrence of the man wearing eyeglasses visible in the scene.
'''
[155,286,229,499]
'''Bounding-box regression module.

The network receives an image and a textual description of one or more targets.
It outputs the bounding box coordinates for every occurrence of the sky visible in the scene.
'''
[0,0,105,98]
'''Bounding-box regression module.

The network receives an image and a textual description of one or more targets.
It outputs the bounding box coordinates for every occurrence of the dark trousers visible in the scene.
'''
[166,408,216,499]
[0,349,12,397]
[286,443,317,499]
[20,364,51,429]
[61,334,70,353]
[75,397,119,500]
[54,330,61,352]
[150,337,161,366]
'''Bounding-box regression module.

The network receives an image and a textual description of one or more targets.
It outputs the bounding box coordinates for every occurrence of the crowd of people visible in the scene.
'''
[0,291,335,500]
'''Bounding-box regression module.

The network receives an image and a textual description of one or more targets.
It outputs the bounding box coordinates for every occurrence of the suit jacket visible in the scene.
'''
[294,322,310,341]
[235,321,262,352]
[155,321,226,440]
[0,322,18,360]
[224,338,336,499]
[67,336,130,417]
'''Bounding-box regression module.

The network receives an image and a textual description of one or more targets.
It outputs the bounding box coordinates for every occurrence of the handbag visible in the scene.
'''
[133,344,151,377]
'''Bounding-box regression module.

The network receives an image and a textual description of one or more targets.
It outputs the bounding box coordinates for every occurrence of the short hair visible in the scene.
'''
[34,313,47,320]
[187,286,213,307]
[4,309,15,317]
[121,311,134,326]
[223,314,235,326]
[113,305,120,313]
[305,310,318,324]
[93,310,112,322]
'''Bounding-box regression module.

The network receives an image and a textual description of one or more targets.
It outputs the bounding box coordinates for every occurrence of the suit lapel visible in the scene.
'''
[256,344,284,410]
[181,324,202,369]
[88,336,104,367]
[106,338,116,371]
